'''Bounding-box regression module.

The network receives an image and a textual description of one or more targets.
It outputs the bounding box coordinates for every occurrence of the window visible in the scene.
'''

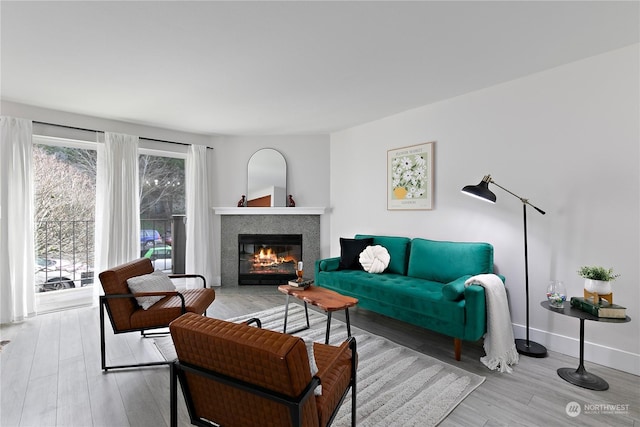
[31,131,187,312]
[138,153,185,269]
[33,138,97,311]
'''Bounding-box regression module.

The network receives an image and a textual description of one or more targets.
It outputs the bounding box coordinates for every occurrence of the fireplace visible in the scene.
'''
[238,234,302,285]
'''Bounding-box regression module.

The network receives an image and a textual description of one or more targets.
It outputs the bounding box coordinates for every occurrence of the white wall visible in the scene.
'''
[209,134,331,283]
[209,134,330,208]
[329,45,639,375]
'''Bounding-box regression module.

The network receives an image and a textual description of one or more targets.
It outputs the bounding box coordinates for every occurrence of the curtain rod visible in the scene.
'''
[33,120,212,148]
[34,120,97,134]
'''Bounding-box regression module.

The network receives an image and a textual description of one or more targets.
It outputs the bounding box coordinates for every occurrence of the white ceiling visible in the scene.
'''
[1,1,638,136]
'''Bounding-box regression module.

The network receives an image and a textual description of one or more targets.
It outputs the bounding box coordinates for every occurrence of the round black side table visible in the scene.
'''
[541,300,631,391]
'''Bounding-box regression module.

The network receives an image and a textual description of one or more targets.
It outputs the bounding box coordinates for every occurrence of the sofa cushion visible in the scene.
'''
[126,270,176,310]
[339,237,373,270]
[355,235,411,275]
[358,245,390,273]
[407,238,494,283]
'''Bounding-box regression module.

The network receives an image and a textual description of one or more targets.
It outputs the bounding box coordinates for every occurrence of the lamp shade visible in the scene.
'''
[461,176,496,203]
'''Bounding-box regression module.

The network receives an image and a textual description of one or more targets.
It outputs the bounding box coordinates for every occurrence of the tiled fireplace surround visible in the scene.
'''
[219,211,321,286]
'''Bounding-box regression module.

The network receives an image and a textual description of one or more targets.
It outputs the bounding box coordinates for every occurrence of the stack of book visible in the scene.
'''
[570,296,626,319]
[288,278,313,289]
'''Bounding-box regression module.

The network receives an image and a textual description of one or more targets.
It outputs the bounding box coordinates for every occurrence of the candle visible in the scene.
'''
[298,261,303,271]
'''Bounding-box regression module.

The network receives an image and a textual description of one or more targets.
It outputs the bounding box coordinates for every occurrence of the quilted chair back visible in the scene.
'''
[99,258,154,331]
[170,313,320,427]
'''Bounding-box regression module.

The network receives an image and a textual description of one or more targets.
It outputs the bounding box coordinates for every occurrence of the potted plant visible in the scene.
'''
[578,266,620,295]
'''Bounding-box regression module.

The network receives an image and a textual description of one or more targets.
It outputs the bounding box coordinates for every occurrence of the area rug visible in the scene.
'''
[155,304,485,427]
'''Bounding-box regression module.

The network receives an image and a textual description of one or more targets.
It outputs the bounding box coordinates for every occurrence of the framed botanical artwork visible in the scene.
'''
[387,141,434,210]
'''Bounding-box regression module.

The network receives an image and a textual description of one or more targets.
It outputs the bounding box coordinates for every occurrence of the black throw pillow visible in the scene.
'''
[338,237,374,270]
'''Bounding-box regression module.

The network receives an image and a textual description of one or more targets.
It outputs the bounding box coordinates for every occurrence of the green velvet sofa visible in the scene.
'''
[314,234,500,360]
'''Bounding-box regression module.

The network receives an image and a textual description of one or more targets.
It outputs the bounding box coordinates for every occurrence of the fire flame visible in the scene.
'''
[247,246,299,274]
[257,248,278,264]
[250,247,298,273]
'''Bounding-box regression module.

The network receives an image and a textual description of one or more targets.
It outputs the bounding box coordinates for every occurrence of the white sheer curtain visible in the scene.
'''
[186,145,217,287]
[94,132,140,303]
[0,117,36,323]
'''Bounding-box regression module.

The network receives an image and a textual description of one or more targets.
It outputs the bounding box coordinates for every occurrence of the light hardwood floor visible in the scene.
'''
[1,285,638,427]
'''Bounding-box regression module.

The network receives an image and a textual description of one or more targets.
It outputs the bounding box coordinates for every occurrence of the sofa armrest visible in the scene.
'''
[463,275,505,340]
[315,257,341,275]
[442,274,506,301]
[463,284,487,340]
[442,276,471,301]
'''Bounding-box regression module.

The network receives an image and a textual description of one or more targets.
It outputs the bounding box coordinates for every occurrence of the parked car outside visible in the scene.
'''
[143,245,172,272]
[164,230,172,246]
[140,229,163,248]
[35,257,94,292]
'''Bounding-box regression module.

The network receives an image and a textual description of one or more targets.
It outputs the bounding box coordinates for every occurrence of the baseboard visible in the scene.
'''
[513,323,640,376]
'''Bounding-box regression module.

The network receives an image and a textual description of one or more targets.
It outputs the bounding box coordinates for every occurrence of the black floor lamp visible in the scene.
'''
[462,174,547,358]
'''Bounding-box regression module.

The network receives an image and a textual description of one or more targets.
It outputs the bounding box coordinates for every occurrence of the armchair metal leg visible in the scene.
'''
[100,297,107,371]
[100,297,171,372]
[350,338,357,427]
[141,330,170,338]
[245,317,262,328]
[352,380,356,427]
[170,362,178,427]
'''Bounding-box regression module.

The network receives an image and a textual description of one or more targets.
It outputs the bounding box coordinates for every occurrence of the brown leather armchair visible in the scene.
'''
[169,313,357,427]
[98,258,215,371]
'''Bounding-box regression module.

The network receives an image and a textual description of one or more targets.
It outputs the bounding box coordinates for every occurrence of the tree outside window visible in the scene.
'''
[33,146,186,292]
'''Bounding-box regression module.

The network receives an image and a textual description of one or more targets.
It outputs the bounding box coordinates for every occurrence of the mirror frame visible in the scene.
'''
[247,148,287,207]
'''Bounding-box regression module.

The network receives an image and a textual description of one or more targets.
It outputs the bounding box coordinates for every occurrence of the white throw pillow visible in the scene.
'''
[359,245,391,274]
[126,270,176,310]
[304,340,322,396]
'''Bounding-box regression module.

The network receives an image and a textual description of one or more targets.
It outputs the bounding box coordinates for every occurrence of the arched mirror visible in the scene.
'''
[247,148,287,207]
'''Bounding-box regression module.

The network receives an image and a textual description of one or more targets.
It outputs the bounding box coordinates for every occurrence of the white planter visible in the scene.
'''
[584,279,612,295]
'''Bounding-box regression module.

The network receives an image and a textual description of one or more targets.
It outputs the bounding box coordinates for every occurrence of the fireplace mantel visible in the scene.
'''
[213,207,326,215]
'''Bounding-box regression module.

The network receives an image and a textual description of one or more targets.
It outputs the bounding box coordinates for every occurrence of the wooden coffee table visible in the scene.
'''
[278,284,358,344]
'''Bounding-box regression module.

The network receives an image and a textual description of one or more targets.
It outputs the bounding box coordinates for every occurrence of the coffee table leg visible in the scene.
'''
[283,298,311,335]
[304,302,310,329]
[283,294,290,334]
[345,308,352,338]
[324,309,352,344]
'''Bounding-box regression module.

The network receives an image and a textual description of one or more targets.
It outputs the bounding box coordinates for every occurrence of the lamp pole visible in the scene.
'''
[462,175,547,357]
[515,202,547,356]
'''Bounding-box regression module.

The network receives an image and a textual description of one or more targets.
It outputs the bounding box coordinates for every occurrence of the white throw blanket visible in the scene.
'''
[465,274,519,373]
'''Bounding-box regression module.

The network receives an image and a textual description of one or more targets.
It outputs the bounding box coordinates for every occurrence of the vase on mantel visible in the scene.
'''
[583,279,612,295]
